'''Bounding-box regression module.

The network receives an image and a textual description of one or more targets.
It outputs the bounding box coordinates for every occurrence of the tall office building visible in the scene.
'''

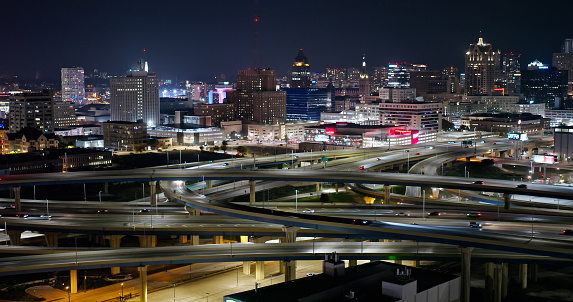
[8,90,54,133]
[465,37,498,96]
[53,101,76,128]
[289,49,311,88]
[387,63,410,88]
[61,67,85,104]
[501,52,521,95]
[110,64,160,127]
[229,68,286,124]
[553,39,573,96]
[521,62,568,109]
[284,88,332,121]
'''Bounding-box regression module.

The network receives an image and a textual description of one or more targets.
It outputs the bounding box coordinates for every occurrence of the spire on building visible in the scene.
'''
[360,54,368,79]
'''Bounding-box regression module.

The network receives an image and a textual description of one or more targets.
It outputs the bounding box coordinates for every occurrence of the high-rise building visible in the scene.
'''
[553,39,573,97]
[289,49,311,89]
[103,121,147,151]
[371,66,389,90]
[346,67,361,81]
[387,63,410,88]
[284,88,332,121]
[379,101,442,131]
[110,63,160,127]
[521,61,568,109]
[442,67,460,94]
[358,55,370,97]
[500,52,521,95]
[229,68,286,124]
[8,90,54,133]
[61,67,85,104]
[409,70,447,96]
[465,37,498,96]
[53,101,76,128]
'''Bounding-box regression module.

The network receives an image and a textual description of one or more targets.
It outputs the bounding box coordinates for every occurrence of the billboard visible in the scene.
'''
[507,133,528,141]
[533,155,555,164]
[314,134,330,142]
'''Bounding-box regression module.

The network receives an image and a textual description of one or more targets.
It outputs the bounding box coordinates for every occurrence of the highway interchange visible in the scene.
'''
[1,137,573,276]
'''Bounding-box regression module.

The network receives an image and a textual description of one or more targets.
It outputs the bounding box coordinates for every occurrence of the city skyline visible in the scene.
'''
[1,0,572,81]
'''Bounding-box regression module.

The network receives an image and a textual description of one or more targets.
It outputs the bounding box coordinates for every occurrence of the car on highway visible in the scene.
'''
[396,212,411,216]
[352,219,371,225]
[563,229,573,235]
[473,180,484,184]
[306,273,318,277]
[516,184,528,189]
[466,212,481,217]
[40,214,52,219]
[414,152,420,155]
[97,209,109,213]
[358,166,365,170]
[427,211,441,216]
[140,209,150,213]
[222,163,229,166]
[302,209,315,213]
[16,214,29,219]
[468,222,482,228]
[376,157,381,160]
[492,142,496,145]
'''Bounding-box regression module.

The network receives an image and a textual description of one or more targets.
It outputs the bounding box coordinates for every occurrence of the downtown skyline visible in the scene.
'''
[1,0,572,81]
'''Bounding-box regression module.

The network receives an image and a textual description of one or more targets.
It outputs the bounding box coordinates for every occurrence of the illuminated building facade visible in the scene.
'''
[379,101,442,131]
[387,63,410,88]
[289,49,311,88]
[61,67,85,104]
[8,90,54,134]
[465,37,498,96]
[358,55,370,97]
[193,102,237,127]
[53,101,76,128]
[102,121,147,151]
[521,63,568,109]
[284,88,332,121]
[110,67,160,127]
[553,39,573,97]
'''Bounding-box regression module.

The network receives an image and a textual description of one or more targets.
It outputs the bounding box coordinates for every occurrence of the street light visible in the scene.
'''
[172,283,176,302]
[202,175,205,195]
[295,190,299,212]
[99,191,103,203]
[121,283,124,301]
[422,190,426,220]
[46,199,50,220]
[65,286,70,302]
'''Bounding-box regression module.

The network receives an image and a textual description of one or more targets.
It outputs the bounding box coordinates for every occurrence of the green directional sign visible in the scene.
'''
[321,156,328,162]
[462,140,472,145]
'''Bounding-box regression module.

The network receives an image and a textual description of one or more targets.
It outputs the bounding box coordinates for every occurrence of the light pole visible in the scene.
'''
[172,283,176,302]
[83,184,86,202]
[121,283,124,301]
[422,190,426,220]
[206,292,210,302]
[65,286,70,302]
[46,199,50,220]
[142,183,145,199]
[202,175,205,195]
[295,190,298,212]
[99,191,103,203]
[464,166,467,178]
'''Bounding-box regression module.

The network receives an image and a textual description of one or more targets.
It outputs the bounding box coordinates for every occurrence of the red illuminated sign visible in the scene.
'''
[325,127,335,135]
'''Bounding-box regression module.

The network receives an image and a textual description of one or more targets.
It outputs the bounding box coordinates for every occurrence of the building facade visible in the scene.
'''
[193,102,237,127]
[379,101,442,131]
[521,66,568,109]
[554,126,573,160]
[465,37,498,96]
[61,67,85,104]
[102,121,147,151]
[110,70,160,127]
[284,88,332,121]
[53,101,76,128]
[8,90,54,134]
[289,49,311,89]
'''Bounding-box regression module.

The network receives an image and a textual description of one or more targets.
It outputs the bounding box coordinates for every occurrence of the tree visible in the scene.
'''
[221,141,228,152]
[134,145,145,153]
[319,193,330,204]
[214,145,220,151]
[199,145,204,151]
[442,119,455,131]
[284,134,289,143]
[237,145,247,155]
[149,138,159,149]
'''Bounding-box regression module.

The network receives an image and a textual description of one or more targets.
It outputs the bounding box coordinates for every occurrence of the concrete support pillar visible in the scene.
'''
[494,263,503,302]
[282,226,300,243]
[107,235,124,248]
[249,180,256,204]
[179,235,188,244]
[243,261,251,275]
[213,236,224,244]
[104,182,109,194]
[185,206,201,216]
[138,235,157,248]
[44,232,60,248]
[348,259,358,267]
[190,235,199,245]
[335,183,339,193]
[284,260,296,281]
[70,270,77,294]
[149,181,157,206]
[459,246,473,302]
[316,183,319,192]
[206,180,212,189]
[255,261,265,281]
[138,266,148,302]
[383,185,391,203]
[519,263,528,289]
[7,230,22,246]
[502,263,508,298]
[529,263,538,283]
[503,193,511,210]
[485,262,494,302]
[12,187,21,212]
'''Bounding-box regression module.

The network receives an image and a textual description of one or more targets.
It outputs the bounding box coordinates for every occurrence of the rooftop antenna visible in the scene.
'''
[253,0,261,68]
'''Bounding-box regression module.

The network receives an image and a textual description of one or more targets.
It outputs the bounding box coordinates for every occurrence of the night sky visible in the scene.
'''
[1,0,572,82]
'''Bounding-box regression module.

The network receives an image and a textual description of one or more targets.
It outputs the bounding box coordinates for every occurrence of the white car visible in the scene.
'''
[303,209,315,213]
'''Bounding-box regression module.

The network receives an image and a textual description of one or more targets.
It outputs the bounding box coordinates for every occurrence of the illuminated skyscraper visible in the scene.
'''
[464,37,498,96]
[387,63,410,88]
[9,90,54,133]
[289,49,311,88]
[61,67,85,104]
[110,62,159,127]
[553,39,573,96]
[358,55,370,97]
